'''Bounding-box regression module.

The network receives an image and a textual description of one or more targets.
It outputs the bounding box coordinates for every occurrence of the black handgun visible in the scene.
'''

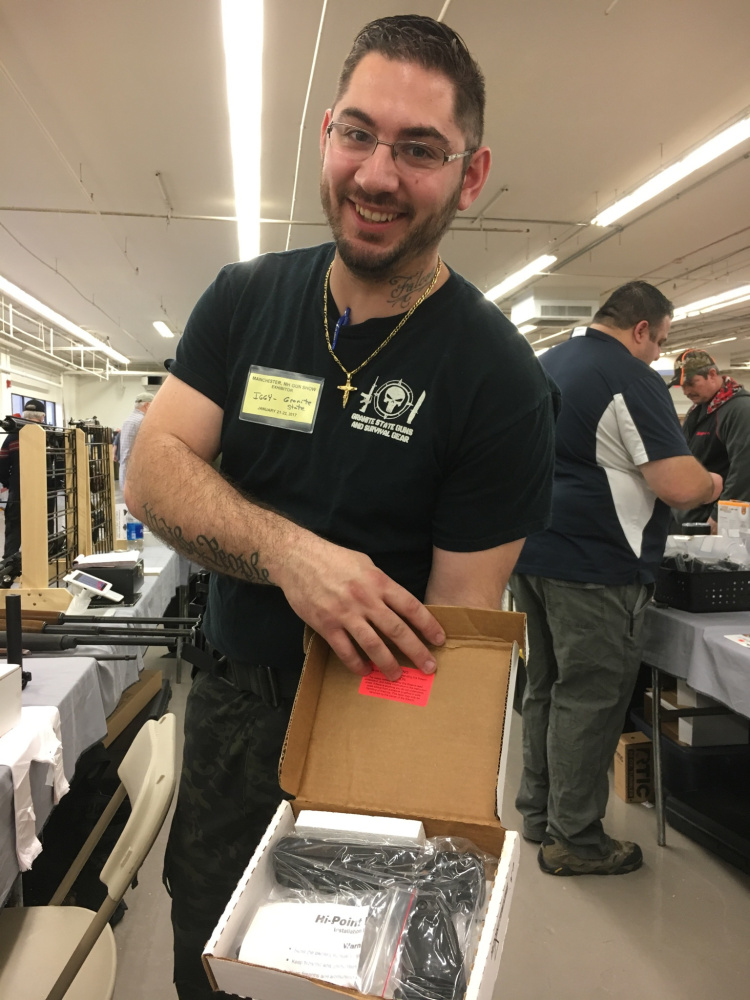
[272,836,486,1000]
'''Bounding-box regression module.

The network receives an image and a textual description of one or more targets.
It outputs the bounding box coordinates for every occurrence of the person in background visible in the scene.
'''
[669,348,750,533]
[0,398,47,558]
[510,281,723,877]
[125,15,558,999]
[118,392,153,490]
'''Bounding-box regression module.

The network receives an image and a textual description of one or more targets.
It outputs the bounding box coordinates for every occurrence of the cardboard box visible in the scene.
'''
[0,663,22,739]
[613,732,652,803]
[203,606,524,1000]
[644,688,685,745]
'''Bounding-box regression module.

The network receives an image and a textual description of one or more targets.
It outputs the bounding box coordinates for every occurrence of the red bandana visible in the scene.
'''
[707,375,744,415]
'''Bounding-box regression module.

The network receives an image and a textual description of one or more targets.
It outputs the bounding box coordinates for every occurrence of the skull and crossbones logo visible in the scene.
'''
[373,380,414,419]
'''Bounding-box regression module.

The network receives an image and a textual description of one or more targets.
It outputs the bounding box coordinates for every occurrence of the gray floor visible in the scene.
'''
[113,652,750,1000]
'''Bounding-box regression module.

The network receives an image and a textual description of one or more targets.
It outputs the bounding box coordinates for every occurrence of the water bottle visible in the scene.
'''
[125,511,144,550]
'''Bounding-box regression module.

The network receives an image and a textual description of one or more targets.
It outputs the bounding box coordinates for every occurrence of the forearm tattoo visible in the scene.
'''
[141,502,273,584]
[388,267,433,310]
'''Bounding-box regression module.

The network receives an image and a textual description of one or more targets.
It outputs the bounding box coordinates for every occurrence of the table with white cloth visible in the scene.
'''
[0,537,188,905]
[639,602,750,845]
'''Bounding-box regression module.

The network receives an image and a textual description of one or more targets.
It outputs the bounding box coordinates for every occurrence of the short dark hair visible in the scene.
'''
[334,15,485,147]
[593,281,674,337]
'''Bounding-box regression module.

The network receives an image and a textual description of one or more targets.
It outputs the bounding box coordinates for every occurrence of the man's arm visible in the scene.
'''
[639,455,722,508]
[125,375,445,680]
[717,398,750,508]
[425,539,525,608]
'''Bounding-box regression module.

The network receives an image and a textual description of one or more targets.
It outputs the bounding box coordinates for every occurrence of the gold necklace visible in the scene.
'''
[323,256,442,407]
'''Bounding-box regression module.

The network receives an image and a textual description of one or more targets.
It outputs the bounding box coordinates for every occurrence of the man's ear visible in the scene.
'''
[320,110,333,158]
[632,319,650,343]
[457,146,492,212]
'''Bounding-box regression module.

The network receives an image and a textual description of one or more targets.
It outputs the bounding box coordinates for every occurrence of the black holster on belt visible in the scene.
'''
[181,634,298,707]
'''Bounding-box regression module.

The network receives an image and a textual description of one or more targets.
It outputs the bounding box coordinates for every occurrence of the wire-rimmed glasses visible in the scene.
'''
[326,121,475,171]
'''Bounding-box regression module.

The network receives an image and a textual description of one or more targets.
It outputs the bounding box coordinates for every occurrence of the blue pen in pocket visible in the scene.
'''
[332,307,351,350]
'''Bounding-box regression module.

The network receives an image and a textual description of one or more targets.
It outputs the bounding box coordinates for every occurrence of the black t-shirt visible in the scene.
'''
[172,243,557,668]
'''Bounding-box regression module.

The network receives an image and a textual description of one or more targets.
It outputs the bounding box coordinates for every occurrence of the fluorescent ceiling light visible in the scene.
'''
[517,324,538,335]
[592,113,750,227]
[651,358,675,374]
[153,321,175,339]
[0,274,130,364]
[222,0,264,260]
[710,336,737,345]
[485,255,557,302]
[534,348,549,357]
[672,284,750,321]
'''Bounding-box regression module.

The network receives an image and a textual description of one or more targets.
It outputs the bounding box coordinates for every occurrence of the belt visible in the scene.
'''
[182,642,300,705]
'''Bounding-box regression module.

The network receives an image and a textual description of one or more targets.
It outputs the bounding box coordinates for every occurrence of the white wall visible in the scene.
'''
[63,375,160,430]
[1,351,64,421]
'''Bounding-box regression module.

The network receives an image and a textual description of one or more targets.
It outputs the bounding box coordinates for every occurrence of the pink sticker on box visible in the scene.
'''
[359,665,435,706]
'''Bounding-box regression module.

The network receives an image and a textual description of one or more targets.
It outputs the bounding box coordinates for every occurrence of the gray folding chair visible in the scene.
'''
[0,712,177,1000]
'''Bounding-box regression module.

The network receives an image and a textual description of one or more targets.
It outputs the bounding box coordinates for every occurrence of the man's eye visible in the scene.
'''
[401,143,442,162]
[344,128,372,144]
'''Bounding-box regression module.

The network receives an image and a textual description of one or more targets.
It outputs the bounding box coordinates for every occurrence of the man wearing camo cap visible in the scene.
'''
[670,348,750,531]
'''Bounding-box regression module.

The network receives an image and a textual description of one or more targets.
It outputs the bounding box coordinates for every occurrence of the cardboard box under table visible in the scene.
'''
[203,606,524,1000]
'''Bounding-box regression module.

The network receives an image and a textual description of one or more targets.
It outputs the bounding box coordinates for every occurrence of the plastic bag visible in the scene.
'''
[241,833,497,1000]
[663,533,750,572]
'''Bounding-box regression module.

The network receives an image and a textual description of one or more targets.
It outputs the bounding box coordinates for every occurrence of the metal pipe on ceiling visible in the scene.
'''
[285,0,329,251]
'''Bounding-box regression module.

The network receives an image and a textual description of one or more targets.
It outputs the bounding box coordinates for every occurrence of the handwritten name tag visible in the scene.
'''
[240,365,324,433]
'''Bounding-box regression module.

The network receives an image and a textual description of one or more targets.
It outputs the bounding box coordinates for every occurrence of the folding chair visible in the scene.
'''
[0,712,177,1000]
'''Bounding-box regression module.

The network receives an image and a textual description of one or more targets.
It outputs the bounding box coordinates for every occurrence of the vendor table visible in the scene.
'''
[640,603,750,844]
[0,537,187,905]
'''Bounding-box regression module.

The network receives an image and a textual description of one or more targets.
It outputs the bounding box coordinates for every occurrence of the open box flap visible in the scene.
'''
[280,606,524,829]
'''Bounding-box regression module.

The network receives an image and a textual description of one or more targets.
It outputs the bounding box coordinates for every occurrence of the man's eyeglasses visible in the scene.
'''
[326,122,475,172]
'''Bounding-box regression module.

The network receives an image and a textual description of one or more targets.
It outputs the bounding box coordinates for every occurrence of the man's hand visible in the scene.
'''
[275,536,446,681]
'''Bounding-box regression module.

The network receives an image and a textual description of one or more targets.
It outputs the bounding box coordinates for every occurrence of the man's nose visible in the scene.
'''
[354,143,400,194]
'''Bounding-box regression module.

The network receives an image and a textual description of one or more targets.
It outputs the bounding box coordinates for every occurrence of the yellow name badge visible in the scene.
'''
[240,365,324,433]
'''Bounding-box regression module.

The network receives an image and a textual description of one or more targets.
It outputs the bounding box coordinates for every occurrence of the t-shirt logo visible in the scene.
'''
[373,379,413,419]
[351,377,426,445]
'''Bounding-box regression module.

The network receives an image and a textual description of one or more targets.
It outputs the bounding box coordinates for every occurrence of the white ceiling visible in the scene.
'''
[1,0,749,374]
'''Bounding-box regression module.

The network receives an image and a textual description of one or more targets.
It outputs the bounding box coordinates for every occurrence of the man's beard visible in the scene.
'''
[320,178,462,281]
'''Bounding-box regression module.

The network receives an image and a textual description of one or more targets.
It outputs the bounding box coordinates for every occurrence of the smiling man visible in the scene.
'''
[125,16,557,999]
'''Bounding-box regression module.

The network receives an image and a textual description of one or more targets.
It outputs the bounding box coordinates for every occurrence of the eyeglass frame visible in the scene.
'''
[325,121,476,169]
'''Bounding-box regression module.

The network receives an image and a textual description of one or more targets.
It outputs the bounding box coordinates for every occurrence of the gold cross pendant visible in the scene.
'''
[338,376,356,408]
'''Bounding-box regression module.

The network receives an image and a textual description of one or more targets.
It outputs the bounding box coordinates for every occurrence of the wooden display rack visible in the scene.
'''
[0,423,87,613]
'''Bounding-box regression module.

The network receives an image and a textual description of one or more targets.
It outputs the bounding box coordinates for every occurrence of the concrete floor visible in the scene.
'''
[112,651,750,1000]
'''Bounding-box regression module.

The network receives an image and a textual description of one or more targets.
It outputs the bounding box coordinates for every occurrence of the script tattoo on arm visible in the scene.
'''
[387,267,432,311]
[141,502,273,585]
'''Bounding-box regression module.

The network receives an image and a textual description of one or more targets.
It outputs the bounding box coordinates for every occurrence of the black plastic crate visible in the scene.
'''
[654,565,750,612]
[631,709,750,798]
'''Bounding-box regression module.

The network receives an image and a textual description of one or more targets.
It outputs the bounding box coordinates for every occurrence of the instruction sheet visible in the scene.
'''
[238,900,368,987]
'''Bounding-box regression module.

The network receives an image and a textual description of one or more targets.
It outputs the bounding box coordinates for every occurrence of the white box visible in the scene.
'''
[204,803,519,1000]
[0,663,22,738]
[114,502,129,542]
[203,606,525,1000]
[295,809,426,846]
[717,500,750,538]
[676,679,716,709]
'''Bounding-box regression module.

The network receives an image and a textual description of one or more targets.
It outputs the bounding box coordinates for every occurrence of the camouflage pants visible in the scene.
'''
[164,669,296,1000]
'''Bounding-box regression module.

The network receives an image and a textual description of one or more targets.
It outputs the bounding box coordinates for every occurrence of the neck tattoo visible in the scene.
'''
[323,256,442,407]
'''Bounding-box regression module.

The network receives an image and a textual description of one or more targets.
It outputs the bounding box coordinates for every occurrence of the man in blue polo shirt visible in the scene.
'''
[511,281,723,876]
